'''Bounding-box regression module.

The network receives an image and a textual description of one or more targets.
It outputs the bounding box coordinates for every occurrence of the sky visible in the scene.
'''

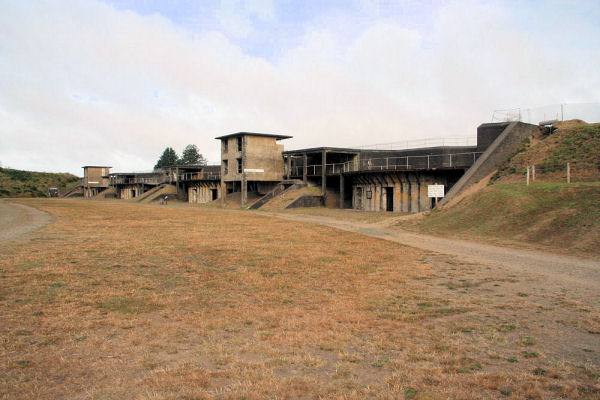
[1,0,599,175]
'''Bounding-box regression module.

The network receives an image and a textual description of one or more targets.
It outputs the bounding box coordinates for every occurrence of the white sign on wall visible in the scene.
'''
[244,169,264,173]
[428,184,445,198]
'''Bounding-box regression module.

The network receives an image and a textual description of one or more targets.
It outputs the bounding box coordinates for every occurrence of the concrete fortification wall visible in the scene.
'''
[440,122,540,206]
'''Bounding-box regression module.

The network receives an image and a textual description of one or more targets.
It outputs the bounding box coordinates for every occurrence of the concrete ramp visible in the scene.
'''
[440,121,539,206]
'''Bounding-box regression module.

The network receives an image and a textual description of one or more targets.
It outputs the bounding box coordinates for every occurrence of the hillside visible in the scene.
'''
[406,120,600,256]
[0,168,80,198]
[491,120,600,183]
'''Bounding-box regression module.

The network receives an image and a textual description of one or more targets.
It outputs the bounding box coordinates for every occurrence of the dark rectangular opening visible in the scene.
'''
[223,160,228,175]
[385,187,394,211]
[237,137,242,152]
[236,158,242,173]
[211,188,218,201]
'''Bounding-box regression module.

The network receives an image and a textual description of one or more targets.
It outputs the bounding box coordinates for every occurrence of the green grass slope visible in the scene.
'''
[410,182,600,255]
[491,120,600,183]
[0,168,80,198]
[408,121,600,256]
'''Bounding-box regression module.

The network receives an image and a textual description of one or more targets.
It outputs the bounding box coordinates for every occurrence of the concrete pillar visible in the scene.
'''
[409,174,420,213]
[403,177,411,213]
[321,150,326,197]
[418,176,431,211]
[303,153,307,183]
[221,182,226,205]
[241,174,247,207]
[339,174,344,208]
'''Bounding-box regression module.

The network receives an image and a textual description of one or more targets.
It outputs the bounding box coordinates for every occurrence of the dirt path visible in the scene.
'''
[0,200,52,243]
[266,212,600,294]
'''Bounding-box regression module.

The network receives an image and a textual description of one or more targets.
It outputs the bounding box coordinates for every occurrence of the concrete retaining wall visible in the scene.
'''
[286,195,324,209]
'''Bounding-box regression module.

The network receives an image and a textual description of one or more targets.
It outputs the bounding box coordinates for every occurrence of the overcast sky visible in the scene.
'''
[1,0,599,175]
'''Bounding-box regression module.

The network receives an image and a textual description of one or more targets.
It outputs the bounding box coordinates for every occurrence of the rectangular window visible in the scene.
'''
[237,137,242,152]
[223,160,228,175]
[237,158,242,173]
[223,139,228,153]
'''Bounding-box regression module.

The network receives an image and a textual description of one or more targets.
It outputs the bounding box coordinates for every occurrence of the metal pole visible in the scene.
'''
[321,150,326,197]
[567,162,570,183]
[303,153,307,183]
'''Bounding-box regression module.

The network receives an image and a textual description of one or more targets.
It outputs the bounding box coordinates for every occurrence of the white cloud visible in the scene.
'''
[0,0,598,175]
[245,0,275,22]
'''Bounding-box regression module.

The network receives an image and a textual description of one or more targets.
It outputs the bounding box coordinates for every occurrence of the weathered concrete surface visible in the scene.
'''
[441,121,539,205]
[0,200,51,243]
[285,195,324,209]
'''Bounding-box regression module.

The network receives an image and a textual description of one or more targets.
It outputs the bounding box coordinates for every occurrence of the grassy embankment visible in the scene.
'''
[0,168,80,197]
[1,199,598,399]
[408,121,600,255]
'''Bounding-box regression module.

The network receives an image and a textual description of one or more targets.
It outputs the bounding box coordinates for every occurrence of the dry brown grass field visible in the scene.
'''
[1,199,599,399]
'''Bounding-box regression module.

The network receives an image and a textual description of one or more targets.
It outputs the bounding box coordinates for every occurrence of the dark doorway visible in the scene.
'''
[211,189,218,201]
[385,187,394,211]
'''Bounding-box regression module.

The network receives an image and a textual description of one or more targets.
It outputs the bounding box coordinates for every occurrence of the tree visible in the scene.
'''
[154,147,179,169]
[178,144,207,166]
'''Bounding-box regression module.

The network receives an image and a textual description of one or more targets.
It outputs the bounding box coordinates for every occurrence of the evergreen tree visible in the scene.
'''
[179,144,207,166]
[154,147,179,169]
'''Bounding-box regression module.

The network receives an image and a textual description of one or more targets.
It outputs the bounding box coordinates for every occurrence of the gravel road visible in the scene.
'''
[0,200,51,243]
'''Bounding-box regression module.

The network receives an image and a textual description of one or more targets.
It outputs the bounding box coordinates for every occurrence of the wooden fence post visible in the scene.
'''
[567,162,571,183]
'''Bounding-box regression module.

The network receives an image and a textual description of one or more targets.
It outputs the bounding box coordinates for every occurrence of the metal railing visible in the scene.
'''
[356,137,477,150]
[110,177,134,185]
[179,172,221,181]
[289,151,483,177]
[134,177,162,185]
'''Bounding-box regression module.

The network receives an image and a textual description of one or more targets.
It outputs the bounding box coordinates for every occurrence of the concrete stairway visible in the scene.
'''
[248,180,307,210]
[135,184,165,202]
[440,121,539,206]
[139,184,177,203]
[62,185,83,198]
[91,187,116,199]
